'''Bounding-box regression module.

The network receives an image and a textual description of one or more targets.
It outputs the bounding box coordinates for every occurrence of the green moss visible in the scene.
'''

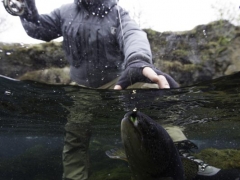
[144,29,156,42]
[144,28,157,37]
[158,61,200,72]
[194,148,240,169]
[201,53,210,61]
[207,41,219,48]
[218,36,231,46]
[183,64,201,71]
[172,49,189,57]
[216,46,228,55]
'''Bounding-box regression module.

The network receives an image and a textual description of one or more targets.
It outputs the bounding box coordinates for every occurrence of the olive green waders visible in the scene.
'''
[62,80,186,180]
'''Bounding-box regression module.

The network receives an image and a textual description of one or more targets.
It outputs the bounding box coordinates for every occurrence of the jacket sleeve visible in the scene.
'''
[116,6,153,68]
[19,0,62,42]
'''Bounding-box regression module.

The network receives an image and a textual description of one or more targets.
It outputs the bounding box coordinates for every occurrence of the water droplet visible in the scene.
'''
[4,90,12,95]
[6,52,11,55]
[203,30,207,37]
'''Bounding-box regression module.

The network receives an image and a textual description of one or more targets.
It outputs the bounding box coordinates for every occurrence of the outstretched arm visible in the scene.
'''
[114,6,179,89]
[19,0,62,41]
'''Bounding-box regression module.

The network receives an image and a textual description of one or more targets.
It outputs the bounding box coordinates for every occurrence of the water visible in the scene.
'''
[0,73,240,180]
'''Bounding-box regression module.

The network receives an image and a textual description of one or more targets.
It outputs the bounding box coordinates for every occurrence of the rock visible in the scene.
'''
[194,148,240,170]
[0,41,67,78]
[145,20,240,86]
[18,66,72,85]
[0,20,239,86]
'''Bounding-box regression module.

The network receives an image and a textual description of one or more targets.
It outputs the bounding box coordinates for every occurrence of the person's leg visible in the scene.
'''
[62,122,91,180]
[164,126,187,142]
[62,94,93,180]
[62,79,118,180]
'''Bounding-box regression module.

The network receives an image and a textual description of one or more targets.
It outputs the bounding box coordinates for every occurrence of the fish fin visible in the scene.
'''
[181,157,199,180]
[105,148,128,162]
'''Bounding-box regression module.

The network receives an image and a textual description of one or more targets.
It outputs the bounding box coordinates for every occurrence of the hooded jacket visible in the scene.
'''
[20,0,152,88]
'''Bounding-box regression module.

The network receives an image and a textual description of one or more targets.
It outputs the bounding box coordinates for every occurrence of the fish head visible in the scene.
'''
[121,111,178,178]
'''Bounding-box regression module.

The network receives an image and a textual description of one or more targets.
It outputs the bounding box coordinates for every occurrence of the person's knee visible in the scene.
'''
[165,126,187,142]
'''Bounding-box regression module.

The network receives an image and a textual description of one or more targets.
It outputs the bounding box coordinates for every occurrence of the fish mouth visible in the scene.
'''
[124,111,139,127]
[121,111,144,142]
[122,111,138,129]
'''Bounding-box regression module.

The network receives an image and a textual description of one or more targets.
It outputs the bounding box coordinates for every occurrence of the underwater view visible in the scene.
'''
[0,72,239,180]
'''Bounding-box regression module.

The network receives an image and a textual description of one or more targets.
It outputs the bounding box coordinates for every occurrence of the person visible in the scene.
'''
[11,0,240,179]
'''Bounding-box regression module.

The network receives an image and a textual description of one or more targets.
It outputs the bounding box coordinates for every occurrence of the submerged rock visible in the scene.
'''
[194,148,240,170]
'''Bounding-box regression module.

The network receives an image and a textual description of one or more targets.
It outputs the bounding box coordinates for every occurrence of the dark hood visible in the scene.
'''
[74,0,118,16]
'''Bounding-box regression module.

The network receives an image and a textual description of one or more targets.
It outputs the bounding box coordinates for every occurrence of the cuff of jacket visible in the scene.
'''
[125,54,152,68]
[126,60,153,69]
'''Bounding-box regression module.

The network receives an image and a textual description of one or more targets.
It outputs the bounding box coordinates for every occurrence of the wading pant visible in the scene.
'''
[62,80,186,180]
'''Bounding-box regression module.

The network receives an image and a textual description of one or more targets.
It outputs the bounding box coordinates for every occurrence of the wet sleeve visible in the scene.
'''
[116,7,152,67]
[19,0,62,42]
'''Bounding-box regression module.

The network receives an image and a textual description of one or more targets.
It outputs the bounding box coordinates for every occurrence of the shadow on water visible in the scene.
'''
[0,72,240,179]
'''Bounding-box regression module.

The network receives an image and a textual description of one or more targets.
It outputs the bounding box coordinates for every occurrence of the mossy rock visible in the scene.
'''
[18,67,72,85]
[172,49,189,57]
[194,148,240,169]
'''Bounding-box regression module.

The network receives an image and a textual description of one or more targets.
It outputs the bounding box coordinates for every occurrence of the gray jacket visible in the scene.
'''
[20,0,152,88]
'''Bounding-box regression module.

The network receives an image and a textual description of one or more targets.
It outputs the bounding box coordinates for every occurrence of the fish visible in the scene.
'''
[106,111,198,180]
